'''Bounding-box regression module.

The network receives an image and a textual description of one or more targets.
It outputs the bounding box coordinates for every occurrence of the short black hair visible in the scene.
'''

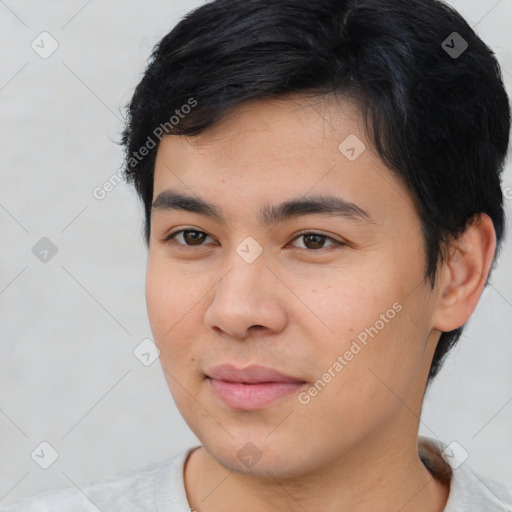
[121,0,510,382]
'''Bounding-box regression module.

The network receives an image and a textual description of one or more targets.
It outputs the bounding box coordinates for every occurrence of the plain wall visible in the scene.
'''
[1,0,511,506]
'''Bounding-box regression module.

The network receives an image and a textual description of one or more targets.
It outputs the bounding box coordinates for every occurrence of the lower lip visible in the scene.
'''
[207,378,306,410]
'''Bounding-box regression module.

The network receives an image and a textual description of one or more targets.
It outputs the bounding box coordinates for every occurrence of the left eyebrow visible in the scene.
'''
[259,194,374,225]
[151,189,374,226]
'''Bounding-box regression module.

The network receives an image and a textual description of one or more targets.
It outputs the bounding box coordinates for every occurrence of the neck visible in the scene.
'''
[184,428,450,512]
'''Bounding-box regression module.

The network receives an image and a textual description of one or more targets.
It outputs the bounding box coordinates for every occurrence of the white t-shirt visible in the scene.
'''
[2,437,511,511]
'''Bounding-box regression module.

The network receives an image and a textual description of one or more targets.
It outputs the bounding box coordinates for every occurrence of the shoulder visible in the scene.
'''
[419,436,512,511]
[1,448,195,512]
[448,461,512,510]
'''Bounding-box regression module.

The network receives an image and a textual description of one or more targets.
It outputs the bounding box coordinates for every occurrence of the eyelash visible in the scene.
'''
[162,228,345,251]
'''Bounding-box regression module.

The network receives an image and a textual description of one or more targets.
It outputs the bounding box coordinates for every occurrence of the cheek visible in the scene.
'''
[145,258,207,375]
[306,270,425,394]
[145,265,169,338]
[145,259,186,352]
[145,254,192,330]
[305,272,392,340]
[146,273,198,409]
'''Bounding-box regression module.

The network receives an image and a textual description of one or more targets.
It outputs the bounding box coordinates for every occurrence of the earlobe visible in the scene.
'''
[433,214,496,332]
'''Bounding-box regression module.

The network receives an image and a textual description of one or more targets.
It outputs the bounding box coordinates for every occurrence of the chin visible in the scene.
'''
[202,435,310,479]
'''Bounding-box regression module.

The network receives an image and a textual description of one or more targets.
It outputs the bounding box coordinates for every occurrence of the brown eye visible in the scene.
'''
[182,230,207,245]
[291,232,342,250]
[302,234,327,249]
[164,229,213,246]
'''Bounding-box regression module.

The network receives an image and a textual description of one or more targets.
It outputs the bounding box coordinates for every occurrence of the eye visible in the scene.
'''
[163,229,215,247]
[289,232,344,251]
[162,229,345,251]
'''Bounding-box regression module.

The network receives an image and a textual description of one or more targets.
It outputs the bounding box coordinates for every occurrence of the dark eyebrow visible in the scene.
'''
[151,189,373,226]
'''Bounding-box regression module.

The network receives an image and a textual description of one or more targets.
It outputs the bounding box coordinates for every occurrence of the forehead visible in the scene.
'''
[151,93,416,227]
[154,94,361,183]
[174,93,363,155]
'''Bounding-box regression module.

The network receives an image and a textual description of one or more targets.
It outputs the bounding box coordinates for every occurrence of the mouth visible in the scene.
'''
[205,364,307,410]
[207,378,306,410]
[205,363,306,384]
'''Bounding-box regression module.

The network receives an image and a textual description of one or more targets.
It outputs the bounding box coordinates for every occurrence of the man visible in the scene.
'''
[5,0,511,510]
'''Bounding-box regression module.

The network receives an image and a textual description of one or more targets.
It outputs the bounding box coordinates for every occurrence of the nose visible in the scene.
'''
[203,253,288,340]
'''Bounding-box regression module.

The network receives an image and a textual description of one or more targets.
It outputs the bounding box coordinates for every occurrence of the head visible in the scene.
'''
[121,0,509,477]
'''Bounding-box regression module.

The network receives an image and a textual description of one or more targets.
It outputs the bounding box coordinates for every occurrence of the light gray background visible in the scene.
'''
[1,0,511,506]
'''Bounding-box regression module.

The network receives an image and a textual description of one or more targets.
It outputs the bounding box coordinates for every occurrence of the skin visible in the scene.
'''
[145,93,496,512]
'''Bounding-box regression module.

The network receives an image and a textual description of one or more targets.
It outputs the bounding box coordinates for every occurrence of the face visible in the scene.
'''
[146,94,441,478]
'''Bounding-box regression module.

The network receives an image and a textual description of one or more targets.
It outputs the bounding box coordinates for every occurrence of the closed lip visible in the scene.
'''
[206,364,306,384]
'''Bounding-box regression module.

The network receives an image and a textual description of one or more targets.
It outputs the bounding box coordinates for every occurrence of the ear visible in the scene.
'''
[432,214,496,332]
